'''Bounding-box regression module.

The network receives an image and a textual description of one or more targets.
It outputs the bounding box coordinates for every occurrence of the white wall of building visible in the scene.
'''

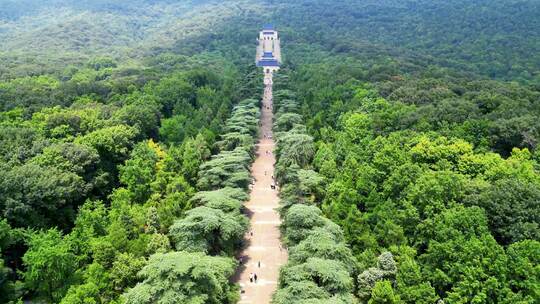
[256,29,281,64]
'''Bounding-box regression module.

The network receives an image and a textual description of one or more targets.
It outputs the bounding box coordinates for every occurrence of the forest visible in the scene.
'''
[0,0,539,303]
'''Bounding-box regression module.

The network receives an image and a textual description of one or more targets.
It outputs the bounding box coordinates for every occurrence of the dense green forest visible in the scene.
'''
[270,68,539,303]
[0,0,539,303]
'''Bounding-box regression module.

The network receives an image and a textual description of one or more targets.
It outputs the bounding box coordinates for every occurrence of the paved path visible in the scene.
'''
[234,73,287,303]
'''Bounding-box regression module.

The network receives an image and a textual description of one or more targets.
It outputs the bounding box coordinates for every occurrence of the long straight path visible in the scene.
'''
[235,72,287,303]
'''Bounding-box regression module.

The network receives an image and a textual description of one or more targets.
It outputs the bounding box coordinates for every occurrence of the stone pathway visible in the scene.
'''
[234,73,287,304]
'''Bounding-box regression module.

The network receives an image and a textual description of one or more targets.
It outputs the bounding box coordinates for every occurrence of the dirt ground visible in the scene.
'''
[234,73,287,304]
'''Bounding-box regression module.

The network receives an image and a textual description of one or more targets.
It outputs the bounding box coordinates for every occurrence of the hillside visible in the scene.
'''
[0,0,539,303]
[1,0,539,82]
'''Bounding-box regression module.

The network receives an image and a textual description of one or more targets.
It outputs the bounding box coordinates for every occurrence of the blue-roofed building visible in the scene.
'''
[256,25,281,73]
[256,58,280,67]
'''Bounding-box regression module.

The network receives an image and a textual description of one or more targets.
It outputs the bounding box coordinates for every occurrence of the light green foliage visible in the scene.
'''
[177,134,211,184]
[110,253,146,293]
[119,141,160,203]
[30,142,100,178]
[505,240,540,302]
[1,1,538,302]
[145,207,160,234]
[122,251,238,304]
[22,229,77,303]
[313,142,338,177]
[148,174,195,230]
[29,104,111,140]
[279,258,354,294]
[410,135,474,167]
[194,99,258,192]
[273,281,359,304]
[189,187,248,213]
[342,112,373,143]
[283,204,329,245]
[197,148,252,190]
[395,255,437,304]
[146,233,171,255]
[419,206,509,302]
[273,78,358,303]
[297,169,325,203]
[169,206,248,256]
[288,229,356,274]
[274,112,303,132]
[276,132,315,169]
[216,99,260,152]
[273,281,331,303]
[406,170,468,219]
[368,281,399,304]
[67,200,110,262]
[60,263,112,304]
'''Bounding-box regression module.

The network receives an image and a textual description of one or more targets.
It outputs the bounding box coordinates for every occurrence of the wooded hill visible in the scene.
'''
[0,0,538,303]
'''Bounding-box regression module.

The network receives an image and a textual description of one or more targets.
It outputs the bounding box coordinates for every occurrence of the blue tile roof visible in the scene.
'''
[262,52,273,58]
[263,24,274,30]
[257,59,280,67]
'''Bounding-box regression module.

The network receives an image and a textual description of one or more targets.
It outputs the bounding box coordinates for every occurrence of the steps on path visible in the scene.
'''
[233,72,287,303]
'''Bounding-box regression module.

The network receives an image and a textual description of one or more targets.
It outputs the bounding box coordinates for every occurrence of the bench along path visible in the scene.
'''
[234,72,287,303]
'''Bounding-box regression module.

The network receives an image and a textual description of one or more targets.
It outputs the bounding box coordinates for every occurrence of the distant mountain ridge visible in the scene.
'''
[0,0,538,82]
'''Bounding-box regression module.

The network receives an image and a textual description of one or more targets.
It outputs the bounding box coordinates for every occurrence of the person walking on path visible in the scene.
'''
[254,273,258,283]
[249,273,254,283]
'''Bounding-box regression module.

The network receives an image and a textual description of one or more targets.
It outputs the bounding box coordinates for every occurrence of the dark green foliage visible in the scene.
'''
[0,0,539,302]
[469,178,540,245]
[0,163,88,228]
[0,44,253,302]
[112,99,161,139]
[274,65,540,303]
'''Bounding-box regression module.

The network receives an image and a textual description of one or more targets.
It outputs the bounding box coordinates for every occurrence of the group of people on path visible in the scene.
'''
[240,82,277,295]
